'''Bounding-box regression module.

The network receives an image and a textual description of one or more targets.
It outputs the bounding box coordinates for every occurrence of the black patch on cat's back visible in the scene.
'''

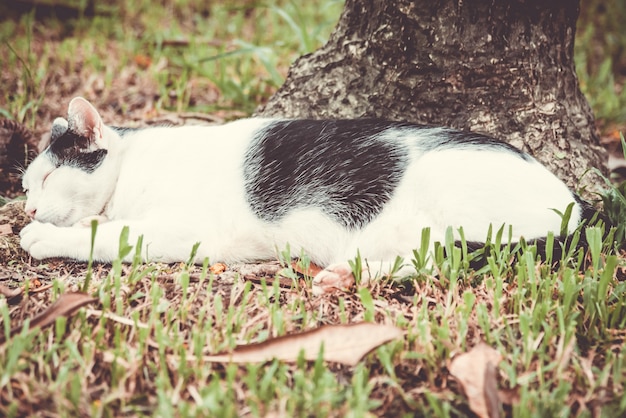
[47,130,107,173]
[244,119,410,229]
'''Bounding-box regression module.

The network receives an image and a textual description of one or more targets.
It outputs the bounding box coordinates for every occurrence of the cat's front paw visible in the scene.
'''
[311,263,359,295]
[20,221,73,260]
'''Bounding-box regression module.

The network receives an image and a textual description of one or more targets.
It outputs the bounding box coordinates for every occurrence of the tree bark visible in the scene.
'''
[256,0,607,192]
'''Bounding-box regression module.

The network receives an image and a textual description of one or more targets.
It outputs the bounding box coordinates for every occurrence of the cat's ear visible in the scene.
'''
[67,97,106,149]
[50,117,69,142]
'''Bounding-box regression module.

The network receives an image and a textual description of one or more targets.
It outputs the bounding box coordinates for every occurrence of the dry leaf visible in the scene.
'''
[133,54,152,69]
[1,292,99,344]
[202,322,403,366]
[291,260,324,277]
[0,224,12,236]
[0,283,53,306]
[450,342,502,418]
[209,262,227,275]
[0,284,23,299]
[23,292,99,331]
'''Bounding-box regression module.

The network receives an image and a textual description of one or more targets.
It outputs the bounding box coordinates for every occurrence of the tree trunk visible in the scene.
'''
[256,0,607,192]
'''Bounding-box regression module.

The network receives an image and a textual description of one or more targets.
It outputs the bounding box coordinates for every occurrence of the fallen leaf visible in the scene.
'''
[0,224,12,236]
[25,292,99,331]
[201,322,404,366]
[291,259,324,277]
[0,292,99,344]
[133,54,152,69]
[209,262,227,275]
[449,342,502,418]
[0,284,23,299]
[0,282,54,305]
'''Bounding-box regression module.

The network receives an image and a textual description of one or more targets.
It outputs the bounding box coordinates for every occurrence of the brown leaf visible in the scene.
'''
[133,54,152,69]
[450,342,502,418]
[0,282,53,306]
[0,224,12,236]
[202,322,404,366]
[1,292,99,344]
[28,293,99,330]
[209,262,227,275]
[291,259,324,277]
[0,284,23,299]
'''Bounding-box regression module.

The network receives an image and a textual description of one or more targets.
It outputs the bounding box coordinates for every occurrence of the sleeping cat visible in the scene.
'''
[20,97,597,294]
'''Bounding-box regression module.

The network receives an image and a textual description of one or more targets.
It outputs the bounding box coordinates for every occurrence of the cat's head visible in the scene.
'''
[22,97,121,227]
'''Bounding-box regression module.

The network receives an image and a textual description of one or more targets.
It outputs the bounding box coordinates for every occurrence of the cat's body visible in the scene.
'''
[21,98,593,293]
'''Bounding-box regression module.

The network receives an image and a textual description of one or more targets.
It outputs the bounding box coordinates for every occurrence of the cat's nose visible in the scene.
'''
[26,208,36,219]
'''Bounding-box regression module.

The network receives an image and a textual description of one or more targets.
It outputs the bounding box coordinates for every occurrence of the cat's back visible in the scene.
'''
[115,118,275,183]
[120,118,275,154]
[242,119,576,236]
[111,118,278,214]
[244,119,533,167]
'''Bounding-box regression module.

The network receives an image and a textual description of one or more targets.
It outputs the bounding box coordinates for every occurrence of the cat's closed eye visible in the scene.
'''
[42,170,55,187]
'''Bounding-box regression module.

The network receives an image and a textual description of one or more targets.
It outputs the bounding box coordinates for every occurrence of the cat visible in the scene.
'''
[20,97,599,294]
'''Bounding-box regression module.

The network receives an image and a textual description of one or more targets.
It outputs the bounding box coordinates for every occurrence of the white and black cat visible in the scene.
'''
[20,97,598,293]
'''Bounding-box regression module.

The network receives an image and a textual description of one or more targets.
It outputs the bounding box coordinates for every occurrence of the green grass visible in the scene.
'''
[1,0,626,416]
[2,222,625,416]
[0,0,343,122]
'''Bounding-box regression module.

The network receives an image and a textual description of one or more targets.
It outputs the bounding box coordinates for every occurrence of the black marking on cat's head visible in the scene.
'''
[46,129,107,173]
